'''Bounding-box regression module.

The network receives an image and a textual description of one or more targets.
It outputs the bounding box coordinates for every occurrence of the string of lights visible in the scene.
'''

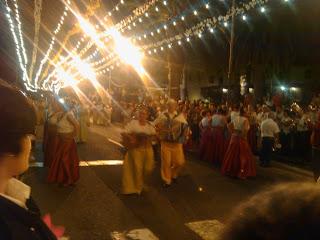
[28,0,42,83]
[140,0,273,52]
[94,0,291,76]
[4,0,292,94]
[33,0,71,89]
[55,0,181,78]
[130,1,213,41]
[4,0,36,91]
[85,0,240,74]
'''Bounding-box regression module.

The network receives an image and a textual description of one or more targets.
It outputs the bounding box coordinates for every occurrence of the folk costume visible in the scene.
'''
[155,111,188,185]
[211,114,228,165]
[121,120,156,194]
[222,115,256,179]
[199,116,214,162]
[47,111,80,186]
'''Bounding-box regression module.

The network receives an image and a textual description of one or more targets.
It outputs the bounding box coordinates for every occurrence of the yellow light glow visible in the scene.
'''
[108,28,145,75]
[56,67,79,88]
[72,56,96,80]
[77,15,105,49]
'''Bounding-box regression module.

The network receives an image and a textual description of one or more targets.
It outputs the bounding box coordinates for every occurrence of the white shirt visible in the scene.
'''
[200,117,210,128]
[230,111,240,123]
[125,120,156,135]
[257,112,268,124]
[0,178,31,209]
[232,116,248,131]
[48,112,59,125]
[153,111,187,125]
[57,112,75,134]
[261,118,280,138]
[212,115,226,127]
[297,115,309,132]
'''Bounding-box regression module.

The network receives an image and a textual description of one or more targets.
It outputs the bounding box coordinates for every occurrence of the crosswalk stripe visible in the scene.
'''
[109,220,223,240]
[29,160,123,168]
[110,228,159,240]
[185,220,224,240]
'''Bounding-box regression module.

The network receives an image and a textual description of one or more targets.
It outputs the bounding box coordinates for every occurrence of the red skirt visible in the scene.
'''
[211,127,227,165]
[199,128,214,162]
[221,134,256,179]
[47,133,80,185]
[43,125,58,167]
[247,124,258,153]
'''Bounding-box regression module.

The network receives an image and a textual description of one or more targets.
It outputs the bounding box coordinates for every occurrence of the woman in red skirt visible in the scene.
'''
[199,110,213,162]
[47,104,80,186]
[222,107,256,179]
[211,108,228,165]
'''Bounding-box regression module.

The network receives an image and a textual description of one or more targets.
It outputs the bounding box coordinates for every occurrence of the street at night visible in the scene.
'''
[0,0,320,239]
[23,124,312,240]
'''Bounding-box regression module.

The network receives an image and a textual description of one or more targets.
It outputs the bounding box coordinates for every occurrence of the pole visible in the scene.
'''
[228,0,236,80]
[228,0,236,101]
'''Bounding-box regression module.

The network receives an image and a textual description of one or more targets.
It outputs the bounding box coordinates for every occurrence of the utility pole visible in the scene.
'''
[228,0,238,102]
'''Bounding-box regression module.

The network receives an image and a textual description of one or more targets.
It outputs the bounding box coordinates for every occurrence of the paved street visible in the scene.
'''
[24,125,313,240]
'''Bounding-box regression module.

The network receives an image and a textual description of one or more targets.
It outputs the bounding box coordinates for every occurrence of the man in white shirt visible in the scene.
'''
[260,112,280,167]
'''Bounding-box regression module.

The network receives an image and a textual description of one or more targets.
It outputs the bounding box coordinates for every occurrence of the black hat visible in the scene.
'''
[0,81,36,136]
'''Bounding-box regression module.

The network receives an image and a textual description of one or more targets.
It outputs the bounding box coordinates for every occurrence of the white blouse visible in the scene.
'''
[233,116,249,131]
[57,112,75,134]
[48,112,58,125]
[125,120,156,135]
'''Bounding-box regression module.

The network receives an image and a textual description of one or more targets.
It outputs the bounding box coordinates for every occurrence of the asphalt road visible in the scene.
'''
[23,125,313,240]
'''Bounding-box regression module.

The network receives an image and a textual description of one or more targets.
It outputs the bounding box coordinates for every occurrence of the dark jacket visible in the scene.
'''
[0,196,57,240]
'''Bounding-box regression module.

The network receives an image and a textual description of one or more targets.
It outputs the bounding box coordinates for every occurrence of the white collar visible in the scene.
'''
[0,178,31,209]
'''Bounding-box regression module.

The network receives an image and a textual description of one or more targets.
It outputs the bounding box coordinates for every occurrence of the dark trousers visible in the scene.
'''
[312,147,320,181]
[280,132,291,156]
[260,137,274,166]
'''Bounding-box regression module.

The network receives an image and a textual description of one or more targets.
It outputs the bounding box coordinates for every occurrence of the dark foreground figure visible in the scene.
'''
[221,182,320,240]
[0,81,57,239]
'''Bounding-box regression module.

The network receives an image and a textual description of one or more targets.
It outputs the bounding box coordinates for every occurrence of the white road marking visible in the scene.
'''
[108,138,125,148]
[110,220,223,240]
[186,219,224,240]
[29,160,123,168]
[111,228,159,240]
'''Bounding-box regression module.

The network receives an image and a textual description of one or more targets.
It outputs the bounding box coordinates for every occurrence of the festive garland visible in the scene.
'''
[141,0,270,50]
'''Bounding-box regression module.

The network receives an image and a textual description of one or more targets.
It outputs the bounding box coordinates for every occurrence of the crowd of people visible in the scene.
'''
[2,79,320,239]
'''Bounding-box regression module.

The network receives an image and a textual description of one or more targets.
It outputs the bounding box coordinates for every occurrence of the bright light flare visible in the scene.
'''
[72,56,96,80]
[56,67,79,88]
[77,15,104,49]
[109,29,145,75]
